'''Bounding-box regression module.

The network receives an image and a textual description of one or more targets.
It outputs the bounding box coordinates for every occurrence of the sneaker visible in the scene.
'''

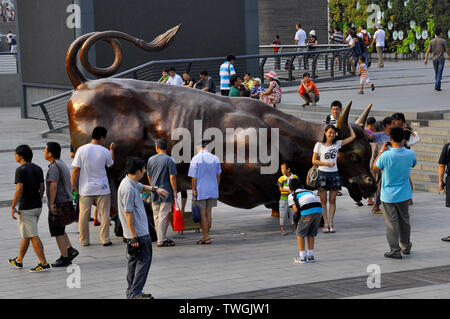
[356,201,364,207]
[51,256,70,267]
[292,256,308,264]
[103,242,113,247]
[68,247,79,263]
[384,251,402,259]
[401,243,412,255]
[307,255,316,263]
[441,236,450,242]
[137,294,154,299]
[93,219,101,226]
[371,84,375,91]
[8,257,23,269]
[29,263,51,273]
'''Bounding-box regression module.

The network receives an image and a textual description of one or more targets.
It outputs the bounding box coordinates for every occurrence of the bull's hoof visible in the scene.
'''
[271,210,280,217]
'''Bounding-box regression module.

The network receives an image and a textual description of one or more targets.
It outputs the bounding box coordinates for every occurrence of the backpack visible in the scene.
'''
[354,40,362,56]
[362,32,370,46]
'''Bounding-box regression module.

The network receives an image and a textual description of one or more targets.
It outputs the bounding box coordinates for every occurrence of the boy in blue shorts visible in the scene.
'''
[288,178,323,263]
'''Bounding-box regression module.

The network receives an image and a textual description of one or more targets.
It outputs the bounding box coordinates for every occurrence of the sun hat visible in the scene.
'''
[309,30,316,36]
[264,71,278,80]
[253,77,262,83]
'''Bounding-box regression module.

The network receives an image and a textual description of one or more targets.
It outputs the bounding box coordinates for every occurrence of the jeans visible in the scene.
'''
[381,201,411,254]
[433,58,445,90]
[126,234,152,299]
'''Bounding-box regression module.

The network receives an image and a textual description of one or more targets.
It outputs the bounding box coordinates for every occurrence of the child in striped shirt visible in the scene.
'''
[358,56,375,94]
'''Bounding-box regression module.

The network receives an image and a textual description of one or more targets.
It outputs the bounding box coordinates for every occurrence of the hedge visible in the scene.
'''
[329,0,450,53]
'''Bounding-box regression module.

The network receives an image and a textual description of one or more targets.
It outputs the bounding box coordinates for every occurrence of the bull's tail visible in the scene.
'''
[65,25,181,88]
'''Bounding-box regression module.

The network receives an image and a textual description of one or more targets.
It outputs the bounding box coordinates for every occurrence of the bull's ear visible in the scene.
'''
[337,101,352,138]
[355,104,373,126]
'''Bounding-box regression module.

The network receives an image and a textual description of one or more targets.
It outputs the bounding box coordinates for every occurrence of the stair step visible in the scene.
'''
[426,120,450,128]
[413,181,440,193]
[418,135,450,145]
[415,151,440,163]
[410,171,438,183]
[412,161,439,173]
[415,126,450,136]
[411,143,445,153]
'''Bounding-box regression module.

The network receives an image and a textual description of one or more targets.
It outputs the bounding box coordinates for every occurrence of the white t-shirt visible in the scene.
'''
[313,140,342,172]
[166,74,183,86]
[72,143,114,196]
[295,29,307,46]
[346,35,354,46]
[7,33,14,43]
[374,29,386,47]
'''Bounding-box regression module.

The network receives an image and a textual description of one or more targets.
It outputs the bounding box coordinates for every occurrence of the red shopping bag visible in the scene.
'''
[172,200,184,231]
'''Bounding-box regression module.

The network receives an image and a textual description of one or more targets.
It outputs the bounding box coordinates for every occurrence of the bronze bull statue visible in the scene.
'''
[66,26,376,213]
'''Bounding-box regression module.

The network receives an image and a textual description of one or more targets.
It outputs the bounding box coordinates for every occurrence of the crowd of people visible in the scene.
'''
[156,55,283,107]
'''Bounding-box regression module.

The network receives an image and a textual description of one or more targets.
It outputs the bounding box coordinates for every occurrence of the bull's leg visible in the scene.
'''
[265,202,280,217]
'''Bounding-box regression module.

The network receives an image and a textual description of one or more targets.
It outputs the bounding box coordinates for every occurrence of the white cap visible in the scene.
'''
[309,30,316,36]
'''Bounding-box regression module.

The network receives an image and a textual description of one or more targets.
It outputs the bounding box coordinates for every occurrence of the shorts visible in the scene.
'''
[317,170,342,191]
[195,198,217,209]
[17,207,42,238]
[279,199,293,226]
[48,211,66,237]
[301,91,320,102]
[360,76,371,85]
[296,213,322,237]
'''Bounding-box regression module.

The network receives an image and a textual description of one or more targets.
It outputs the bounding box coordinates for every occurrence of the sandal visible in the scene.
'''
[196,238,211,245]
[323,224,330,233]
[329,224,336,233]
[157,240,175,247]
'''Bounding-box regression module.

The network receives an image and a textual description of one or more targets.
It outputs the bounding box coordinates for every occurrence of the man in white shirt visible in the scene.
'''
[294,24,307,69]
[371,24,386,68]
[71,126,115,246]
[6,31,14,51]
[166,67,183,86]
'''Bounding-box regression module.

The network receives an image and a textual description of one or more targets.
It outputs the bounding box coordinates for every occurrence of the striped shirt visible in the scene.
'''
[219,61,236,90]
[360,63,369,77]
[330,32,344,44]
[288,188,322,216]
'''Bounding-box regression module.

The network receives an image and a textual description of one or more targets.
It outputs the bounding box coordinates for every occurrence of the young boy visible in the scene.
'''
[277,162,299,236]
[365,116,377,135]
[288,178,322,263]
[358,56,375,94]
[10,145,50,272]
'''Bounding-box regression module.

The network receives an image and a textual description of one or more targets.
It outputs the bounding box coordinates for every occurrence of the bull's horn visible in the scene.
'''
[337,101,352,138]
[355,104,373,126]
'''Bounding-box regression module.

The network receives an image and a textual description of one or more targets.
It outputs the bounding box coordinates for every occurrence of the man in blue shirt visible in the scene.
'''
[188,139,222,244]
[368,116,393,214]
[374,127,417,259]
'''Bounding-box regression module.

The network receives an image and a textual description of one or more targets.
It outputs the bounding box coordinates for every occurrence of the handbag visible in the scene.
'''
[172,200,184,231]
[49,162,78,227]
[306,165,319,189]
[191,197,201,223]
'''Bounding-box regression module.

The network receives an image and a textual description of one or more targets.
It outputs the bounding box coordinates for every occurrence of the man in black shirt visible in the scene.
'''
[9,145,50,272]
[438,142,450,242]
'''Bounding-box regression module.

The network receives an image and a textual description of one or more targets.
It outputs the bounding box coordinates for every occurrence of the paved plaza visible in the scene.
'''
[0,60,450,299]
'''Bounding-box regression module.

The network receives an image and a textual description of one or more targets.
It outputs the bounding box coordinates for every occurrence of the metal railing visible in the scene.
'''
[0,52,17,74]
[31,46,353,133]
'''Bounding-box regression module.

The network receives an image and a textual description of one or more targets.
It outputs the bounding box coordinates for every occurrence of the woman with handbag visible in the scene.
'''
[45,142,79,267]
[312,125,356,233]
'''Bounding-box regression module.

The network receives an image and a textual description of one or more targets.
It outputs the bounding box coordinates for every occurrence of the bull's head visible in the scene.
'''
[336,102,376,201]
